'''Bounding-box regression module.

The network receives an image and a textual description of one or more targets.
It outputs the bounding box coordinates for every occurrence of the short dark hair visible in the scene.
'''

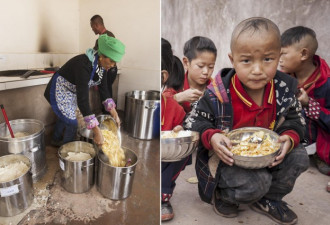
[231,17,280,51]
[90,15,104,25]
[183,36,217,61]
[281,26,318,51]
[161,38,184,91]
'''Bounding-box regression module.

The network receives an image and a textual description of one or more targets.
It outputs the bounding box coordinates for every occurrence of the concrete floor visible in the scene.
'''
[164,152,330,225]
[0,129,160,225]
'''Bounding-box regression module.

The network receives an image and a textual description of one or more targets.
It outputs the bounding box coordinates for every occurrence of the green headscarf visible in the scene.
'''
[98,34,125,62]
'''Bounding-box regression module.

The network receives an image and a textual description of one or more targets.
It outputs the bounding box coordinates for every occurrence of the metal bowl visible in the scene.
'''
[97,115,121,145]
[227,127,281,169]
[78,115,121,144]
[161,131,200,162]
[78,128,94,144]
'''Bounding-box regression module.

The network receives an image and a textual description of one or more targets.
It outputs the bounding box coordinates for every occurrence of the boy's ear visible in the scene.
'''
[161,70,169,83]
[182,57,190,70]
[228,53,234,65]
[300,48,309,61]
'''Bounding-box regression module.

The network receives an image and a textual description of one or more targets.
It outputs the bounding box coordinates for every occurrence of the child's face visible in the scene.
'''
[183,51,216,87]
[229,31,280,93]
[279,45,302,74]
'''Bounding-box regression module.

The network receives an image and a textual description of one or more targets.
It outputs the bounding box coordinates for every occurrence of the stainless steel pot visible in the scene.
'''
[58,141,96,193]
[0,119,47,182]
[0,154,33,217]
[96,147,138,200]
[124,90,160,140]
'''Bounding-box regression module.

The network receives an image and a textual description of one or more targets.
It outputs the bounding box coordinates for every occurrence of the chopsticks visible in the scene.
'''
[0,104,15,138]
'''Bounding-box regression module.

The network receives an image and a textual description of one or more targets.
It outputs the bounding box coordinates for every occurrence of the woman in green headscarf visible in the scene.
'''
[44,34,125,146]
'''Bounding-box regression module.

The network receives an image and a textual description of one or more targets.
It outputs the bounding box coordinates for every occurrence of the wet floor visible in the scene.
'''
[0,129,160,225]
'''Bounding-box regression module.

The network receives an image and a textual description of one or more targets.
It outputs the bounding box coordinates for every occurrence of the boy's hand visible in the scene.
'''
[172,125,183,132]
[210,133,234,166]
[175,88,203,103]
[269,135,291,168]
[297,88,309,107]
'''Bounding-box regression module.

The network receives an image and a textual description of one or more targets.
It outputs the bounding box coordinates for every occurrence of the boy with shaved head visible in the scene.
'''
[280,26,330,177]
[184,17,309,225]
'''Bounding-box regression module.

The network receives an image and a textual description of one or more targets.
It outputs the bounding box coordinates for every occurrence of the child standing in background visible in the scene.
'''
[163,36,217,113]
[184,17,309,225]
[161,36,217,221]
[280,26,330,177]
[161,38,186,221]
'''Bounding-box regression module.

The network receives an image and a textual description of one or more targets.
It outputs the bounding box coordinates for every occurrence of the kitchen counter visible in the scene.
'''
[0,69,121,91]
[0,74,53,91]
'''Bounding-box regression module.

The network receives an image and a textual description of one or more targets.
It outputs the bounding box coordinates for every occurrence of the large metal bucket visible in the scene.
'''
[58,141,96,193]
[0,119,46,182]
[124,90,160,140]
[0,154,34,217]
[96,148,138,200]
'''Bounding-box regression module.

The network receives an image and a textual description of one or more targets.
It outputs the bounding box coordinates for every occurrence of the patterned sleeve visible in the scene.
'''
[183,91,217,135]
[276,88,306,142]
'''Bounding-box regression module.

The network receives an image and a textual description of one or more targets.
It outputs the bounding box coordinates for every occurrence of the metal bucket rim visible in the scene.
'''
[0,119,45,142]
[58,141,96,162]
[0,154,32,184]
[125,90,160,102]
[97,147,138,169]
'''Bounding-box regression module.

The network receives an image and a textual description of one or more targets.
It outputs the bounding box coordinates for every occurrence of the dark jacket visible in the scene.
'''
[44,54,110,117]
[183,68,305,203]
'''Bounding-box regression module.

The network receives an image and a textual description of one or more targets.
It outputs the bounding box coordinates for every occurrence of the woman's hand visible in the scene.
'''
[92,126,104,145]
[174,88,203,103]
[269,135,291,168]
[110,108,121,127]
[210,133,234,166]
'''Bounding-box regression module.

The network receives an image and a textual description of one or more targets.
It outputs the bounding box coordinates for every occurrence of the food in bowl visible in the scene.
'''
[161,130,200,162]
[161,130,192,139]
[101,129,126,167]
[230,130,281,157]
[101,118,118,134]
[226,127,281,169]
[0,161,29,183]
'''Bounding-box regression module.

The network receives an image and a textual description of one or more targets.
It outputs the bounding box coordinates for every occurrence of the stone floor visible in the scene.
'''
[163,152,330,225]
[0,129,160,225]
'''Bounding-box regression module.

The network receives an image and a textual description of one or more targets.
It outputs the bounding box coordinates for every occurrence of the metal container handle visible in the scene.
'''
[81,163,94,171]
[82,163,94,168]
[121,171,134,175]
[29,145,39,153]
[144,105,156,109]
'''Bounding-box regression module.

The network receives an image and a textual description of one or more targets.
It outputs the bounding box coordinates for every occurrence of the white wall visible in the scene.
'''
[0,0,160,111]
[0,0,80,70]
[79,0,160,110]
